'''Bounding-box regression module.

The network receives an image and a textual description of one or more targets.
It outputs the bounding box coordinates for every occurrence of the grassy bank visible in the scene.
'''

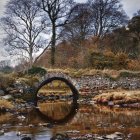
[47,68,140,79]
[93,90,140,105]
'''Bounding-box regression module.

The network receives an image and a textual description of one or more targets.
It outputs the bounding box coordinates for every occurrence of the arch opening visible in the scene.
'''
[35,77,79,123]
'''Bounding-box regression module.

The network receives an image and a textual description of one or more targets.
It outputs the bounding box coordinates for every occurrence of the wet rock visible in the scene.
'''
[0,129,4,136]
[96,136,105,140]
[50,133,69,140]
[85,134,93,138]
[9,89,19,94]
[127,133,132,139]
[129,103,140,108]
[105,134,120,139]
[21,137,31,140]
[114,132,124,137]
[2,124,11,128]
[18,123,23,126]
[118,124,126,129]
[46,123,54,128]
[0,90,5,96]
[66,130,80,134]
[2,95,13,100]
[29,124,34,128]
[38,123,54,128]
[0,106,6,112]
[116,138,123,140]
[114,105,120,108]
[6,87,14,92]
[17,115,26,120]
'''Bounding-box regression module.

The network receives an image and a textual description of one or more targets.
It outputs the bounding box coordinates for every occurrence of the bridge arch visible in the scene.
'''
[34,77,79,106]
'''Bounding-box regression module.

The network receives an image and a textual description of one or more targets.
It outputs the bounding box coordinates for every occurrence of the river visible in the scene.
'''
[0,79,140,140]
[0,102,140,140]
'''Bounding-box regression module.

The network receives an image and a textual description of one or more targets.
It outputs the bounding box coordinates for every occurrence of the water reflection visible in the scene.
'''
[0,105,140,139]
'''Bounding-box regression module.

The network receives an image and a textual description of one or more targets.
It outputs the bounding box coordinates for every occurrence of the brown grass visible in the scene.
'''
[47,68,140,78]
[0,113,12,123]
[94,90,140,105]
[0,99,14,109]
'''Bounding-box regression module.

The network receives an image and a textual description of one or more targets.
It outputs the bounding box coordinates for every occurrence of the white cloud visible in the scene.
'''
[121,0,140,18]
[0,0,8,16]
[75,0,140,18]
[75,0,86,3]
[0,1,9,61]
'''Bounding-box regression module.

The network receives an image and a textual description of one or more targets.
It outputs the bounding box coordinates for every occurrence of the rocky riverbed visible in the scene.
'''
[1,72,140,112]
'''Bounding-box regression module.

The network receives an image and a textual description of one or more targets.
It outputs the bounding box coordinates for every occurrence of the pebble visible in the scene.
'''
[0,129,4,136]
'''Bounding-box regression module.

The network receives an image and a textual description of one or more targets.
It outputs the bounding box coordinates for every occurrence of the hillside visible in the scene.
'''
[36,37,140,71]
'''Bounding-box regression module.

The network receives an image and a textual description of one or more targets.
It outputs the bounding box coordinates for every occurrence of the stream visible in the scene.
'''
[0,102,140,140]
[0,79,140,140]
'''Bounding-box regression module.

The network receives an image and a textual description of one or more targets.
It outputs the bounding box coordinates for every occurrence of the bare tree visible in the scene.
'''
[60,3,93,47]
[1,0,48,68]
[128,15,140,58]
[88,0,128,38]
[38,0,74,66]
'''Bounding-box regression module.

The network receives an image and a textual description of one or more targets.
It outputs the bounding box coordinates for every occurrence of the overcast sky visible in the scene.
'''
[0,0,139,20]
[0,0,140,62]
[76,0,140,17]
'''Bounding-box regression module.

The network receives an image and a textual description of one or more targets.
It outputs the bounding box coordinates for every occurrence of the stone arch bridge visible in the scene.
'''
[35,72,79,106]
[38,72,79,90]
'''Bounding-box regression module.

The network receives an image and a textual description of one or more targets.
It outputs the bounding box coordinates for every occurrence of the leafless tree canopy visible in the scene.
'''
[61,0,128,46]
[88,0,128,37]
[60,3,93,46]
[1,0,48,67]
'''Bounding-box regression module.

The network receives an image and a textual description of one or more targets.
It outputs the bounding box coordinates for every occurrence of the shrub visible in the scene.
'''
[115,53,128,69]
[0,66,13,73]
[127,60,140,70]
[104,51,114,57]
[87,51,131,70]
[27,67,47,76]
[0,73,15,88]
[119,70,140,78]
[20,92,36,102]
[89,52,116,69]
[17,76,39,86]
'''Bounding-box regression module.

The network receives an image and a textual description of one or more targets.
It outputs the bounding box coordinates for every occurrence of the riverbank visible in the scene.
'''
[93,90,140,108]
[0,69,140,111]
[47,68,140,79]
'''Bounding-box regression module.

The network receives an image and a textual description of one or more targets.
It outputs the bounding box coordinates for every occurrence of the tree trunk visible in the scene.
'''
[51,23,56,66]
[29,52,33,68]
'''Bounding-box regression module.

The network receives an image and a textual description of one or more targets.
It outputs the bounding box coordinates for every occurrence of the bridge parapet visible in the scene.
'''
[39,72,80,90]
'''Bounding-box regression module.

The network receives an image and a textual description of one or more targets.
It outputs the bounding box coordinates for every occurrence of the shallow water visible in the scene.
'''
[0,102,140,140]
[1,79,140,140]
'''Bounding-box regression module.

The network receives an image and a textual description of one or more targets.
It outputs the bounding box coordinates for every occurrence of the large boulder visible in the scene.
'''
[0,90,5,96]
[2,95,13,100]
